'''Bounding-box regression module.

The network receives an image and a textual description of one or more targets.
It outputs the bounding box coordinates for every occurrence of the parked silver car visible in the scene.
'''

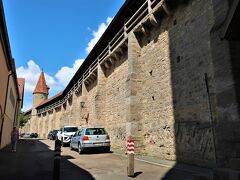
[70,128,110,154]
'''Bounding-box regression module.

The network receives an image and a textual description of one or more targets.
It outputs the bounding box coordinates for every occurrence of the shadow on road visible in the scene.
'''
[133,171,143,178]
[0,139,95,180]
[70,147,113,155]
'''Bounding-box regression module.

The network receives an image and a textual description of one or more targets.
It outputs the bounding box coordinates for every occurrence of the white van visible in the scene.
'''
[58,126,78,146]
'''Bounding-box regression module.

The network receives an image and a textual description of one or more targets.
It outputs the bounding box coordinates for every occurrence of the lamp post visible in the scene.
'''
[80,101,85,108]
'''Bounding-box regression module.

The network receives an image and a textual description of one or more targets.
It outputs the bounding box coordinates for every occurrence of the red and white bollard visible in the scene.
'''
[127,139,135,177]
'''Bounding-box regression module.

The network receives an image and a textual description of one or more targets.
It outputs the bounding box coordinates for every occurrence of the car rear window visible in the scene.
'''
[64,127,78,132]
[85,128,106,135]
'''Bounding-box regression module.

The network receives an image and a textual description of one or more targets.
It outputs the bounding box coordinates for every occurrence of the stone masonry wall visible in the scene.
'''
[136,0,218,167]
[139,30,176,160]
[100,53,129,151]
[84,79,98,127]
[70,93,82,127]
[48,111,54,135]
[209,0,240,167]
[28,0,240,168]
[55,107,62,129]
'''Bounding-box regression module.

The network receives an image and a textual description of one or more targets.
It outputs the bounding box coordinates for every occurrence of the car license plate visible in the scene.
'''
[95,143,103,146]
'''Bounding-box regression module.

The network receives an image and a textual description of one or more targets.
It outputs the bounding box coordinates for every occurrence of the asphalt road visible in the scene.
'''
[46,139,171,180]
[0,139,210,180]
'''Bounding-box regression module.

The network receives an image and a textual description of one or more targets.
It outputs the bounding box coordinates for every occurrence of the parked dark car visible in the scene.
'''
[30,133,38,138]
[21,133,31,138]
[48,129,59,140]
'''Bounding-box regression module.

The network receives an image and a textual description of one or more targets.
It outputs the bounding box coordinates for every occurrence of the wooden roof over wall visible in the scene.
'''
[222,0,240,40]
[36,0,146,109]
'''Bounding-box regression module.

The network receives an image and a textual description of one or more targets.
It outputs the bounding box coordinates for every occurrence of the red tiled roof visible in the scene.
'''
[24,108,32,115]
[17,78,25,108]
[36,91,63,108]
[33,72,49,94]
[17,78,25,101]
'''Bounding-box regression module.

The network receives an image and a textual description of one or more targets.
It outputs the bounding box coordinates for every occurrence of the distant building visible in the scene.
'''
[22,108,32,133]
[17,78,25,128]
[0,1,24,149]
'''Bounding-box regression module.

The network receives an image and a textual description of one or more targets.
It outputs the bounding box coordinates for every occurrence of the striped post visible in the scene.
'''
[53,139,61,180]
[127,139,135,177]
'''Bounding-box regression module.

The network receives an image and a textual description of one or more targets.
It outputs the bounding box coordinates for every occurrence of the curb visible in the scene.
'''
[113,152,174,168]
[113,152,213,178]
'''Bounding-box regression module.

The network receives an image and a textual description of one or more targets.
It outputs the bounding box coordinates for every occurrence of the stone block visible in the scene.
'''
[214,168,230,180]
[230,158,240,170]
[229,169,240,180]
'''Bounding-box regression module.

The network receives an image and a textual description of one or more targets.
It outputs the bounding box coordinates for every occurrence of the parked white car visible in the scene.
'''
[58,126,78,146]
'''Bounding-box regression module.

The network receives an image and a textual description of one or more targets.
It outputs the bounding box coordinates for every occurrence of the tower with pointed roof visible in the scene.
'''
[32,71,49,108]
[30,71,49,134]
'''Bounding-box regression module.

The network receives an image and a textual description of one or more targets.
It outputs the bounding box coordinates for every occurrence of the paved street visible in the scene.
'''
[0,139,171,180]
[0,139,213,180]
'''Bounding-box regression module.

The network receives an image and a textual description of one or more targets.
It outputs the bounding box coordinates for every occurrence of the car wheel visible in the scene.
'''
[61,139,65,147]
[70,143,73,151]
[78,143,84,154]
[104,147,110,153]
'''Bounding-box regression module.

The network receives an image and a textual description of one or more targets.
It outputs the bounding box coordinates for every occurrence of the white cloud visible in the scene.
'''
[17,59,84,94]
[55,59,84,86]
[86,17,113,54]
[16,60,56,93]
[18,16,113,111]
[17,59,84,111]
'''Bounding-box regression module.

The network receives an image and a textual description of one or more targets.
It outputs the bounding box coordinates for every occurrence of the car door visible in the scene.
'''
[57,128,62,140]
[77,129,84,146]
[71,132,77,148]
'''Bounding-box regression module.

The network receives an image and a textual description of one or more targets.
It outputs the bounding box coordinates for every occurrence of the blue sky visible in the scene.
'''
[2,0,125,111]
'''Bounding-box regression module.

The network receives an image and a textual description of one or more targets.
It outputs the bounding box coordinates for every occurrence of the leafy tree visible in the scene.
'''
[19,111,29,127]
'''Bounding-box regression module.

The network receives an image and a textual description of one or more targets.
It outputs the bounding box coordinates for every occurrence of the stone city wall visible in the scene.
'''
[28,0,240,168]
[136,0,218,166]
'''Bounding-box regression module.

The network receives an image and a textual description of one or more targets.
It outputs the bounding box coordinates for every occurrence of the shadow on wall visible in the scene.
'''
[168,1,217,168]
[102,52,128,78]
[163,0,240,179]
[86,79,97,92]
[0,139,95,180]
[133,0,240,179]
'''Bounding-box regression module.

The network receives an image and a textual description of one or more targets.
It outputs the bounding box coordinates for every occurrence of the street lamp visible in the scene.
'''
[80,101,85,108]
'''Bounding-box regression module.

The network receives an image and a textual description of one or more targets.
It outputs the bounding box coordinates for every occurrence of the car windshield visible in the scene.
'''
[52,130,59,134]
[63,127,78,132]
[85,128,106,135]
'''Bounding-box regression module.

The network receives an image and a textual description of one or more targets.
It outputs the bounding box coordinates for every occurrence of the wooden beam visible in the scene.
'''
[221,0,240,39]
[104,61,111,69]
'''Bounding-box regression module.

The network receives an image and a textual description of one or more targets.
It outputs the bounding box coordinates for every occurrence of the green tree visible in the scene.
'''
[19,111,29,127]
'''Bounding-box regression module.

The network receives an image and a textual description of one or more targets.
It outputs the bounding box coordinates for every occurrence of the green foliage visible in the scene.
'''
[19,111,29,127]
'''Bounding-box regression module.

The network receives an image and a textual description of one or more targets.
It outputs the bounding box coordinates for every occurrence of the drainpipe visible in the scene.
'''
[204,73,217,166]
[0,70,12,147]
[13,99,20,127]
[0,105,3,127]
